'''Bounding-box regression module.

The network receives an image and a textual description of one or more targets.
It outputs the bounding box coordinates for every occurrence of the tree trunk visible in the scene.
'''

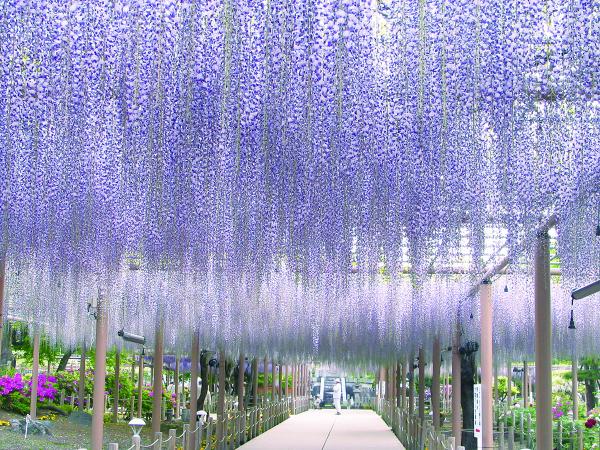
[461,352,477,450]
[57,348,73,371]
[197,351,209,411]
[586,381,596,413]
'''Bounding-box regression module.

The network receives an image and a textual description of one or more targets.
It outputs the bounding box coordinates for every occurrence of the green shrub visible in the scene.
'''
[0,391,30,415]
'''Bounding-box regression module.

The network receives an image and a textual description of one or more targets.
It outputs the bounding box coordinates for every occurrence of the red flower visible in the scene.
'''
[585,418,597,429]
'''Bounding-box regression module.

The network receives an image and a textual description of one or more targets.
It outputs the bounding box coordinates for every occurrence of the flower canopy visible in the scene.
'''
[0,0,599,363]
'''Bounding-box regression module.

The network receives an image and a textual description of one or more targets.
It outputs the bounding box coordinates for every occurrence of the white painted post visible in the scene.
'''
[132,434,141,450]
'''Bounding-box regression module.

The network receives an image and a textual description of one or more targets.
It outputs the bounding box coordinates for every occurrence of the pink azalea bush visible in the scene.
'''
[0,373,58,415]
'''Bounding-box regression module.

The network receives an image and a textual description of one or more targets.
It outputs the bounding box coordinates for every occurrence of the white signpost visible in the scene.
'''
[474,384,482,450]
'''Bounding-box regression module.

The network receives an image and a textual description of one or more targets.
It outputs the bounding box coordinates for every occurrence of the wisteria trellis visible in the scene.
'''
[0,0,599,363]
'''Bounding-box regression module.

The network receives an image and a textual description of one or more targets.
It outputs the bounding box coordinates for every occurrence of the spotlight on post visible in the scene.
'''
[570,278,600,331]
[128,417,145,436]
[118,329,146,346]
[571,279,600,301]
[87,297,98,320]
[568,310,576,330]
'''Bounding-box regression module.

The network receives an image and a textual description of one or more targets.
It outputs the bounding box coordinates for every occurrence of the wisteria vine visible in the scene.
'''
[0,0,599,363]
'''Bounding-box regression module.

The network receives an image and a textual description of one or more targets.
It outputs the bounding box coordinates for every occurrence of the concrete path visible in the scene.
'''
[237,409,406,450]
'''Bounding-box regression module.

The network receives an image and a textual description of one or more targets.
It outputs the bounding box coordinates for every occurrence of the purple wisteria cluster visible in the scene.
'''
[0,0,599,361]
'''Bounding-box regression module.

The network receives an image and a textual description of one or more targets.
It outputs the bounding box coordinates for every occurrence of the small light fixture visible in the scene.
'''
[87,297,98,320]
[118,330,146,345]
[504,284,509,293]
[568,298,576,330]
[129,417,146,436]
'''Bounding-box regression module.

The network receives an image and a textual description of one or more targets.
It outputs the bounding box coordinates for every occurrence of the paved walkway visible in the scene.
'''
[238,409,406,450]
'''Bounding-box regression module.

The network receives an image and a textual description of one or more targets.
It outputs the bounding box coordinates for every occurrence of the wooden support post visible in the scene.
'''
[175,355,180,419]
[408,352,415,416]
[91,294,108,450]
[507,359,512,408]
[452,324,462,446]
[535,228,553,449]
[188,332,199,450]
[217,350,226,450]
[572,356,579,420]
[238,352,245,411]
[418,348,425,422]
[137,350,144,418]
[401,360,407,409]
[271,359,276,399]
[432,335,441,431]
[481,280,493,448]
[263,357,268,400]
[396,360,402,408]
[252,357,258,407]
[113,348,120,422]
[278,361,283,399]
[152,320,164,435]
[29,327,40,418]
[0,258,5,366]
[523,360,528,408]
[79,339,87,411]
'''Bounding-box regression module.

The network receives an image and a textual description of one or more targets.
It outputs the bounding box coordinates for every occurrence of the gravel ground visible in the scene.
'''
[0,411,183,450]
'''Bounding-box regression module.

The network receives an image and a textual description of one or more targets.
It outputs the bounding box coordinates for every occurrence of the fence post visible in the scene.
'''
[168,428,176,450]
[520,411,524,443]
[499,420,505,449]
[196,421,201,450]
[183,423,189,450]
[558,419,563,449]
[207,418,214,450]
[447,436,455,450]
[132,435,141,450]
[526,413,532,447]
[508,425,515,450]
[60,390,65,406]
[108,444,118,450]
[153,431,162,450]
